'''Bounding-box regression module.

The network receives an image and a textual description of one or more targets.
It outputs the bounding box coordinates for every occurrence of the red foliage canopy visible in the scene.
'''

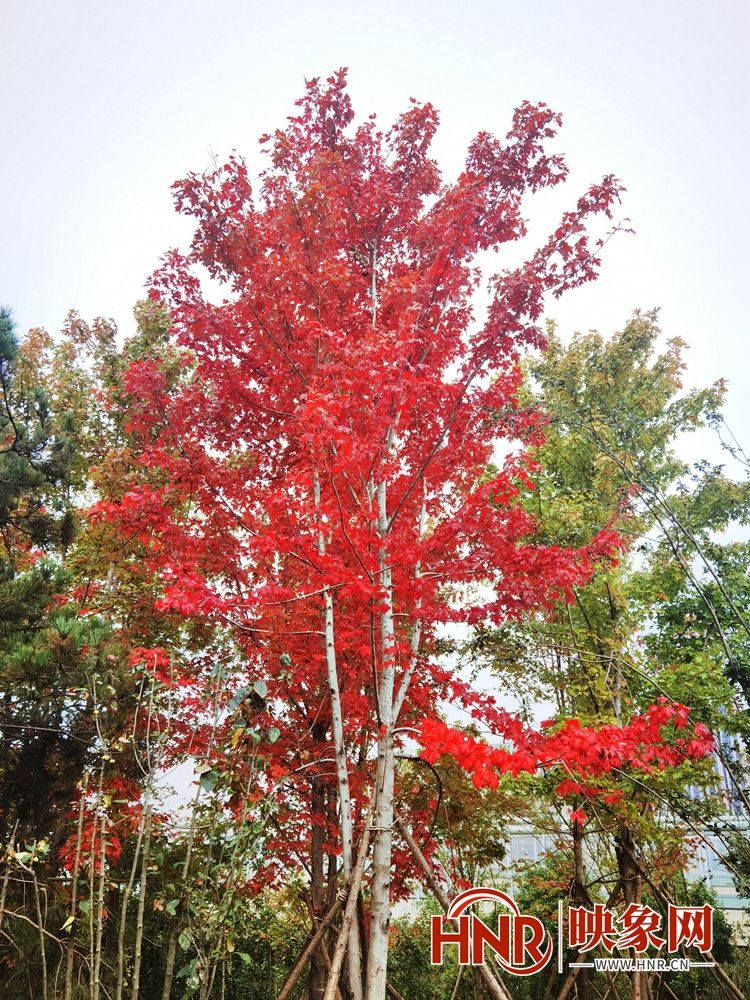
[94,71,709,887]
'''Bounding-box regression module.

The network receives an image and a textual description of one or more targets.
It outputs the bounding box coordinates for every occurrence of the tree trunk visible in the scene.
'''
[115,806,147,1000]
[130,804,152,1000]
[32,869,48,1000]
[161,927,178,1000]
[276,896,346,1000]
[310,774,330,1000]
[364,480,396,1000]
[572,821,591,1000]
[64,792,86,1000]
[92,806,108,1000]
[315,468,363,1000]
[394,814,513,1000]
[323,798,374,1000]
[615,826,643,1000]
[472,967,482,1000]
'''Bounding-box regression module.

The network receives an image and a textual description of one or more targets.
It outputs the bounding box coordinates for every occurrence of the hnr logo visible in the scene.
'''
[431,888,553,976]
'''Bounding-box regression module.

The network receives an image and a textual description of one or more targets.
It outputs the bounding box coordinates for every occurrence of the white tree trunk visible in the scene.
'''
[365,479,396,1000]
[315,470,363,1000]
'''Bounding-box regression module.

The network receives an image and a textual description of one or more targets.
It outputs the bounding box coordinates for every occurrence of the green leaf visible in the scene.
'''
[78,900,91,914]
[279,652,292,667]
[176,958,196,978]
[266,726,281,744]
[165,899,179,917]
[178,930,191,952]
[229,687,250,712]
[236,952,252,965]
[253,679,268,698]
[199,769,218,793]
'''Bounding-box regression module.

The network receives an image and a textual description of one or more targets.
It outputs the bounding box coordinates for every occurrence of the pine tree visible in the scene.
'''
[0,305,86,847]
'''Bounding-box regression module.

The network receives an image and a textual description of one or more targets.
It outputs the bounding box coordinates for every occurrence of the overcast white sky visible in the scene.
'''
[3,0,749,446]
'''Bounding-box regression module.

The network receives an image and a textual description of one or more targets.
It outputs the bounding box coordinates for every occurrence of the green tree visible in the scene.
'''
[465,311,748,1000]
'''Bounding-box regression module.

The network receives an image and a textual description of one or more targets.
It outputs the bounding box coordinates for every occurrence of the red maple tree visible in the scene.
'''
[95,70,712,1000]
